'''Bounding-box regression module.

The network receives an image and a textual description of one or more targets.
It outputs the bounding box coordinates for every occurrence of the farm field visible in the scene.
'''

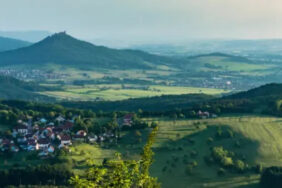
[192,56,276,75]
[39,84,229,101]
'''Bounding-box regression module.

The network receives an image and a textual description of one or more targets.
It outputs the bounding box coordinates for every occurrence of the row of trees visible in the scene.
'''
[0,164,73,187]
[261,166,282,188]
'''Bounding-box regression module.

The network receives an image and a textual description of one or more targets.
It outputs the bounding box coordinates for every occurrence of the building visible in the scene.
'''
[38,138,50,150]
[13,125,28,135]
[60,134,72,146]
[119,113,134,127]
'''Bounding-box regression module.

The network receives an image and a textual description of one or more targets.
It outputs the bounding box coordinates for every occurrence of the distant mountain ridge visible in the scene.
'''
[0,30,51,42]
[0,32,176,69]
[0,36,31,52]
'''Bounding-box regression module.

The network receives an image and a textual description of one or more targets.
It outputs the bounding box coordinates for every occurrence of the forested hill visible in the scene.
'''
[0,32,180,69]
[227,83,282,99]
[0,36,31,52]
[0,76,54,102]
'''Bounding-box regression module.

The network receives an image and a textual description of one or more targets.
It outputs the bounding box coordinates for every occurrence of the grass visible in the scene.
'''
[144,115,282,188]
[68,143,115,174]
[93,115,281,188]
[40,84,229,101]
[194,56,275,75]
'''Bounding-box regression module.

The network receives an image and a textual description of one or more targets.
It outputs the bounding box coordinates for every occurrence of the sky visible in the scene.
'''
[0,0,282,45]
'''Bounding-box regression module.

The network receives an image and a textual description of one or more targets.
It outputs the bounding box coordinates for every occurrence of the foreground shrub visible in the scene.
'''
[234,160,245,173]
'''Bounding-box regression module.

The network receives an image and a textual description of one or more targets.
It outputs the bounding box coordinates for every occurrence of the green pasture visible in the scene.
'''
[39,84,228,101]
[144,115,282,188]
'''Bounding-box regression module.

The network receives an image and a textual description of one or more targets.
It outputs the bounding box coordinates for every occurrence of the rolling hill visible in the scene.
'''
[0,32,177,70]
[0,36,31,52]
[181,52,273,73]
[0,76,54,102]
[0,30,52,42]
[228,83,282,99]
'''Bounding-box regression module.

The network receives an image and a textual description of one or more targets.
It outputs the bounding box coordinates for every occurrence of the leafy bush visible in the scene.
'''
[220,157,233,167]
[234,160,245,172]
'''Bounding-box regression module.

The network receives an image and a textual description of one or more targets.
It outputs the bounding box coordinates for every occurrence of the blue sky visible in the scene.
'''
[0,0,281,44]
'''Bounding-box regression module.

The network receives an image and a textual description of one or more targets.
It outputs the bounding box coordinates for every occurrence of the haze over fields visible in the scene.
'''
[1,0,282,46]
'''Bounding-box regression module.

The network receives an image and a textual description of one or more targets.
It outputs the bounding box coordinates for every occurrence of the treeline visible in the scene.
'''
[0,164,73,187]
[261,166,282,188]
[61,94,214,112]
[60,83,282,118]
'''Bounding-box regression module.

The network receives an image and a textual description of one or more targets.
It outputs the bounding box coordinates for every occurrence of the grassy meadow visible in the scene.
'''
[144,115,282,188]
[193,56,276,75]
[92,115,282,188]
[40,84,228,101]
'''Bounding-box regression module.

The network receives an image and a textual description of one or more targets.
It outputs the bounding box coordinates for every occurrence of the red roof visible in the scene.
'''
[124,114,134,120]
[28,139,37,145]
[38,138,50,145]
[2,139,10,145]
[53,127,63,133]
[60,121,74,130]
[61,134,71,141]
[73,134,85,139]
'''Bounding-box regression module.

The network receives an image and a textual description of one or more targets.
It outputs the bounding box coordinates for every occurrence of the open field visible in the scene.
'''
[145,115,282,188]
[193,56,276,75]
[39,84,229,101]
[85,115,281,188]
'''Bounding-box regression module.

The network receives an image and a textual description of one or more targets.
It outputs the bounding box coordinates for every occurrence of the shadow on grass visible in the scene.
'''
[151,124,261,188]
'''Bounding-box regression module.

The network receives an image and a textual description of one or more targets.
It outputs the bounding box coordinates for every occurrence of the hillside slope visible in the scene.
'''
[0,32,177,70]
[0,76,54,102]
[228,83,282,99]
[0,36,31,52]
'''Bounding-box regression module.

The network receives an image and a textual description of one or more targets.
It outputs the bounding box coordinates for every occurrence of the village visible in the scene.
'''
[0,110,216,157]
[0,113,136,157]
[0,68,67,81]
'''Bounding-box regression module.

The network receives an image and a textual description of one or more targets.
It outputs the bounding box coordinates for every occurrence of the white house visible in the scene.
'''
[14,125,28,135]
[56,115,65,123]
[38,138,50,150]
[60,135,72,146]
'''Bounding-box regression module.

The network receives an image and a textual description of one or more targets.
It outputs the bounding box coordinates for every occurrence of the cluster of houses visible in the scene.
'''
[0,68,67,81]
[197,110,217,119]
[0,114,133,156]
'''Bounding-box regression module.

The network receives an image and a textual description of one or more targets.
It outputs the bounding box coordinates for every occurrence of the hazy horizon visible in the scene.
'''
[1,0,282,46]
